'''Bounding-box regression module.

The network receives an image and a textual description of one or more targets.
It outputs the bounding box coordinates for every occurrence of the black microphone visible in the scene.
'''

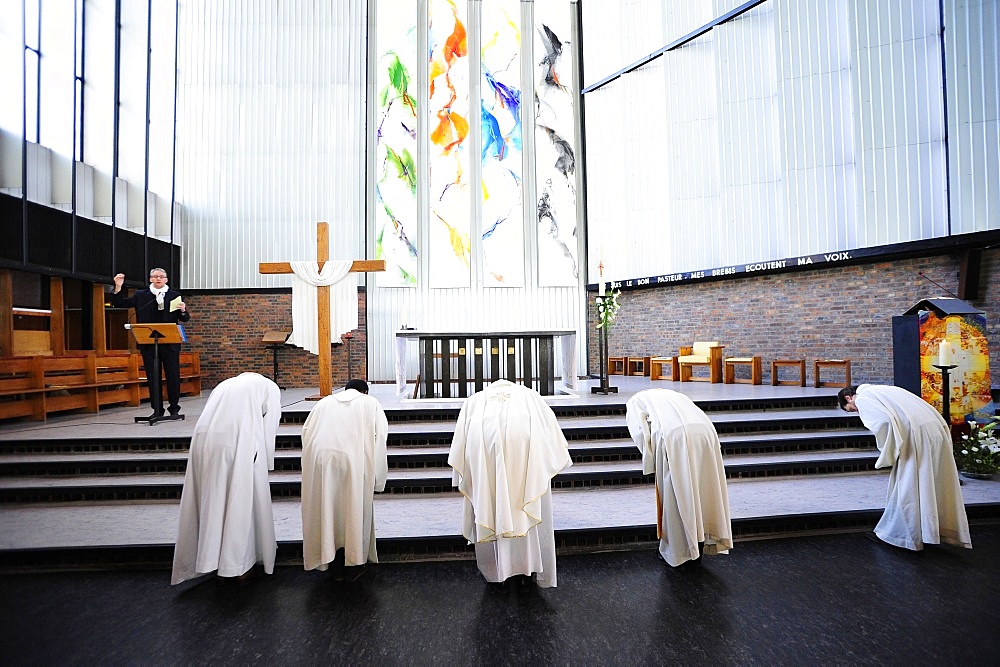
[917,271,960,299]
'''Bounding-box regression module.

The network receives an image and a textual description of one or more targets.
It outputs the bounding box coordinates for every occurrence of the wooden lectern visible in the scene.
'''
[262,330,291,389]
[126,323,186,425]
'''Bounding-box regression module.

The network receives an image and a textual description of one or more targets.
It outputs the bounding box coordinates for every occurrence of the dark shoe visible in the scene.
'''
[168,406,181,416]
[148,410,165,420]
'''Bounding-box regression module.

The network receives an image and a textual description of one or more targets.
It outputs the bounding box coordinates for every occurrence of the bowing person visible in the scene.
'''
[839,384,971,550]
[626,388,733,567]
[171,373,281,585]
[300,379,389,580]
[448,380,572,588]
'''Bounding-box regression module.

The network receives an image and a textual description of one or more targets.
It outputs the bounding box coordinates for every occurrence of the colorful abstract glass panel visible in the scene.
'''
[534,0,578,286]
[375,5,419,287]
[428,0,472,287]
[480,0,525,287]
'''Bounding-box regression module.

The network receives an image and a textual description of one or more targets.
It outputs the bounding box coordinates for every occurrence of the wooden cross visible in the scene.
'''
[259,222,385,398]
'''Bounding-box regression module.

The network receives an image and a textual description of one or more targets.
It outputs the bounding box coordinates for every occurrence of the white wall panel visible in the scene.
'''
[945,0,1000,234]
[119,0,150,230]
[175,0,367,290]
[83,0,117,218]
[849,0,946,249]
[582,0,996,283]
[776,0,856,256]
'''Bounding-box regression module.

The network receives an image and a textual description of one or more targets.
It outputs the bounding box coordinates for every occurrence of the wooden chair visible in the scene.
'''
[678,342,725,383]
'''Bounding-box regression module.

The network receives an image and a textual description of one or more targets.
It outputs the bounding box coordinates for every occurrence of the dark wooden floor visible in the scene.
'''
[2,525,999,664]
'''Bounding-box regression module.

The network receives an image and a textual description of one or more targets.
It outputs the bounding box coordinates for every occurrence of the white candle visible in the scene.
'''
[938,340,952,366]
[599,280,606,297]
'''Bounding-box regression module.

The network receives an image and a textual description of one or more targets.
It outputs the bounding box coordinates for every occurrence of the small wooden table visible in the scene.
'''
[725,356,762,385]
[649,357,678,381]
[771,359,806,386]
[814,359,851,387]
[627,356,651,376]
[608,356,626,375]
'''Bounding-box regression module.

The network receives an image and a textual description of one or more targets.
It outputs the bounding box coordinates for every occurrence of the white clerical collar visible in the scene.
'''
[149,284,169,295]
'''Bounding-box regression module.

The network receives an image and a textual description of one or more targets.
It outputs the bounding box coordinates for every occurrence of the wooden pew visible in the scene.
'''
[0,351,201,421]
[135,351,203,403]
[0,357,46,421]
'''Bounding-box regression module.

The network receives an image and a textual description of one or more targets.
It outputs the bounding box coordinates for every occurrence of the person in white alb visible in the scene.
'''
[838,384,972,551]
[626,388,733,567]
[171,373,281,584]
[300,379,389,580]
[448,380,572,588]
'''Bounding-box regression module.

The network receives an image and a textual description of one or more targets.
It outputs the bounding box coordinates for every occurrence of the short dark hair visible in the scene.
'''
[345,379,369,394]
[837,386,858,411]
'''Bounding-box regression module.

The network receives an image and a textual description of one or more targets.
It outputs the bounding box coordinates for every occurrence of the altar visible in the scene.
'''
[395,330,577,398]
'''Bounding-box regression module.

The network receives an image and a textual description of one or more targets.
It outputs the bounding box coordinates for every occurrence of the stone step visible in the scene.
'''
[0,408,865,455]
[0,429,875,477]
[277,392,840,425]
[5,472,1000,569]
[0,448,882,503]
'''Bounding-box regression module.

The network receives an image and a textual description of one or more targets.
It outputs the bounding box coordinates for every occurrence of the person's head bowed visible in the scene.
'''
[345,379,369,394]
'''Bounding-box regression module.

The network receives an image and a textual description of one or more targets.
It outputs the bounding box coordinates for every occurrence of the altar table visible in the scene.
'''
[395,330,577,398]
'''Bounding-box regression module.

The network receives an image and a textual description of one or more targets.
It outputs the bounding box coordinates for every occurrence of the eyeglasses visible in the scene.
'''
[150,274,167,279]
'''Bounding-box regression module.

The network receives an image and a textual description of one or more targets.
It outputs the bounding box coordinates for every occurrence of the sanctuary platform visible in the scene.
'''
[2,376,999,571]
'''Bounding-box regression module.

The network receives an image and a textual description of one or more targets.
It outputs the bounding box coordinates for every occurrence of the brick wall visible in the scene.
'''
[589,249,1000,386]
[177,250,999,390]
[181,290,368,390]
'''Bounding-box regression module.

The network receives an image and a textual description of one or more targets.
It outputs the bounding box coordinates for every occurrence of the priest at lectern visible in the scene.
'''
[112,268,191,418]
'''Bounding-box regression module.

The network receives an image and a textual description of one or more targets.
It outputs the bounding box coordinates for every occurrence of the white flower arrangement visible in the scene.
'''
[954,419,1000,475]
[596,286,621,330]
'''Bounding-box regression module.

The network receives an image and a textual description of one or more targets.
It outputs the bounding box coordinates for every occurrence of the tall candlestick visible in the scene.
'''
[599,280,606,296]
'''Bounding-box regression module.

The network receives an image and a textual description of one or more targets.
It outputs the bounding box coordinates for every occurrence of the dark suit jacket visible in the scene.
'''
[112,288,191,351]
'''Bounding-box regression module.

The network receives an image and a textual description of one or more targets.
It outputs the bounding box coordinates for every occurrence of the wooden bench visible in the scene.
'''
[771,359,806,386]
[649,357,678,381]
[814,359,851,388]
[608,356,626,375]
[0,357,46,421]
[0,351,201,421]
[627,356,651,376]
[724,356,762,385]
[137,351,203,399]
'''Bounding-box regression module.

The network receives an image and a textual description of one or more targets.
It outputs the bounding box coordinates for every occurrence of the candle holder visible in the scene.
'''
[933,364,957,424]
[591,322,618,395]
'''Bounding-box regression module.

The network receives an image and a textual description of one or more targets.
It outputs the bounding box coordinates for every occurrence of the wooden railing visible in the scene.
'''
[0,351,201,421]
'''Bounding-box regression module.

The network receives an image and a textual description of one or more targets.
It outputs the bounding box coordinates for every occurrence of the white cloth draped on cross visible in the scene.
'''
[286,260,358,355]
